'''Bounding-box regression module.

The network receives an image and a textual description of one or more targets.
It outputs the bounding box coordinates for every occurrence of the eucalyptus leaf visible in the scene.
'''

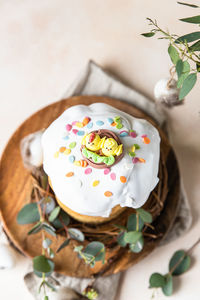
[33,255,52,273]
[176,31,200,43]
[42,223,56,237]
[196,63,200,72]
[17,203,40,225]
[47,248,55,259]
[136,208,152,223]
[117,232,127,247]
[141,32,155,37]
[177,2,199,8]
[28,221,42,235]
[48,206,60,223]
[179,73,197,100]
[83,242,105,263]
[180,15,200,24]
[169,250,191,276]
[34,259,54,278]
[45,281,56,292]
[149,273,165,288]
[68,228,85,242]
[52,210,70,229]
[129,236,144,253]
[56,239,70,253]
[177,61,190,88]
[162,275,173,296]
[176,60,184,78]
[42,238,52,249]
[124,231,142,244]
[168,45,180,64]
[189,40,200,51]
[127,213,144,231]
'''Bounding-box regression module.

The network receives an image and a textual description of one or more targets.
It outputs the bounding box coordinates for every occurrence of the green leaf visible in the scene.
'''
[180,15,200,24]
[127,214,144,231]
[84,242,105,263]
[42,238,52,249]
[177,2,199,8]
[33,255,52,273]
[137,208,152,223]
[44,281,56,292]
[189,40,200,51]
[141,32,155,37]
[52,210,70,229]
[124,231,142,244]
[28,221,42,235]
[177,61,190,88]
[176,60,184,78]
[162,275,173,296]
[169,250,191,276]
[149,273,165,288]
[168,45,180,64]
[17,203,40,225]
[179,73,197,100]
[44,296,49,300]
[41,173,48,190]
[48,206,60,223]
[68,228,85,242]
[196,63,200,72]
[56,239,70,253]
[176,31,200,43]
[129,236,144,253]
[42,222,56,237]
[117,232,127,247]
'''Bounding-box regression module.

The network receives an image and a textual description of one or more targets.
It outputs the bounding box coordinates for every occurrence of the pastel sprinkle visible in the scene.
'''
[114,116,120,122]
[130,131,137,138]
[66,124,72,131]
[129,152,136,157]
[69,155,75,163]
[77,130,85,136]
[96,120,104,126]
[116,123,123,129]
[64,148,71,155]
[85,168,92,175]
[59,146,66,153]
[72,129,78,135]
[87,122,93,129]
[132,157,139,164]
[111,122,117,127]
[143,137,151,144]
[104,191,113,197]
[63,135,69,141]
[141,134,147,138]
[54,151,59,158]
[120,176,127,183]
[108,118,114,124]
[104,168,111,175]
[66,172,74,177]
[72,121,78,126]
[139,158,146,163]
[92,180,99,187]
[79,160,88,167]
[83,117,91,126]
[69,142,76,149]
[76,122,84,128]
[134,144,140,150]
[131,146,136,152]
[74,160,81,166]
[110,173,116,181]
[120,131,129,137]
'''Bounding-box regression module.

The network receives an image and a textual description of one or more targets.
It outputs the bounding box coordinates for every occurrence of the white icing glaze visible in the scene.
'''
[42,103,160,217]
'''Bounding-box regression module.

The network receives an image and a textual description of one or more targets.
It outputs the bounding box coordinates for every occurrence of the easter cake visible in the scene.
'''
[42,103,160,224]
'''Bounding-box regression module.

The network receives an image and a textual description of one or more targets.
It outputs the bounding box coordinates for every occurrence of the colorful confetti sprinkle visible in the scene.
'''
[92,180,100,187]
[110,173,116,181]
[83,117,91,126]
[59,146,66,153]
[96,120,104,126]
[143,137,151,144]
[76,122,84,128]
[69,142,76,149]
[77,130,85,136]
[130,130,137,138]
[63,135,69,141]
[104,168,111,175]
[108,118,114,124]
[139,158,146,163]
[141,134,147,138]
[132,157,139,164]
[64,148,71,155]
[131,146,136,152]
[66,172,74,177]
[120,176,127,183]
[74,160,88,167]
[69,155,75,163]
[111,122,117,127]
[104,191,113,197]
[87,122,93,129]
[72,129,78,135]
[120,131,129,137]
[129,152,136,157]
[134,144,140,150]
[74,160,81,166]
[66,124,72,131]
[54,151,59,158]
[116,123,123,129]
[72,121,78,126]
[85,168,92,175]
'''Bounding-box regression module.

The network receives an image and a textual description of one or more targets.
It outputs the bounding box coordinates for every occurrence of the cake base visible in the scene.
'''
[0,95,180,277]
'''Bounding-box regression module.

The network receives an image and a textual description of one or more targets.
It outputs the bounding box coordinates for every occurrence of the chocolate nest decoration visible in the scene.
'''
[80,129,124,169]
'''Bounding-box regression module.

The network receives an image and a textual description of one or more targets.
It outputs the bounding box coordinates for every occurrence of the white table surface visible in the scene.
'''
[0,1,200,299]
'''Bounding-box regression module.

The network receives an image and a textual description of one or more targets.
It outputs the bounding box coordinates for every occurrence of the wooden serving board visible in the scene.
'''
[0,96,180,277]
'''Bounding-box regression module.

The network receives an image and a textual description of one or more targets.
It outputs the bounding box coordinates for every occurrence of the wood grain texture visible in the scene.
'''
[0,96,180,277]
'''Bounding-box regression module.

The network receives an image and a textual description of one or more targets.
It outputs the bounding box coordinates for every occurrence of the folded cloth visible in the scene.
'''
[0,60,192,300]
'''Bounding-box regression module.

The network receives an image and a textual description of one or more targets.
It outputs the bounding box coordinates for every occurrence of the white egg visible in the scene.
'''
[0,243,17,269]
[154,78,182,106]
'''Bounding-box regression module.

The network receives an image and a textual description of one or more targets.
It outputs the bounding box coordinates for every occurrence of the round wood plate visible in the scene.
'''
[0,96,180,278]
